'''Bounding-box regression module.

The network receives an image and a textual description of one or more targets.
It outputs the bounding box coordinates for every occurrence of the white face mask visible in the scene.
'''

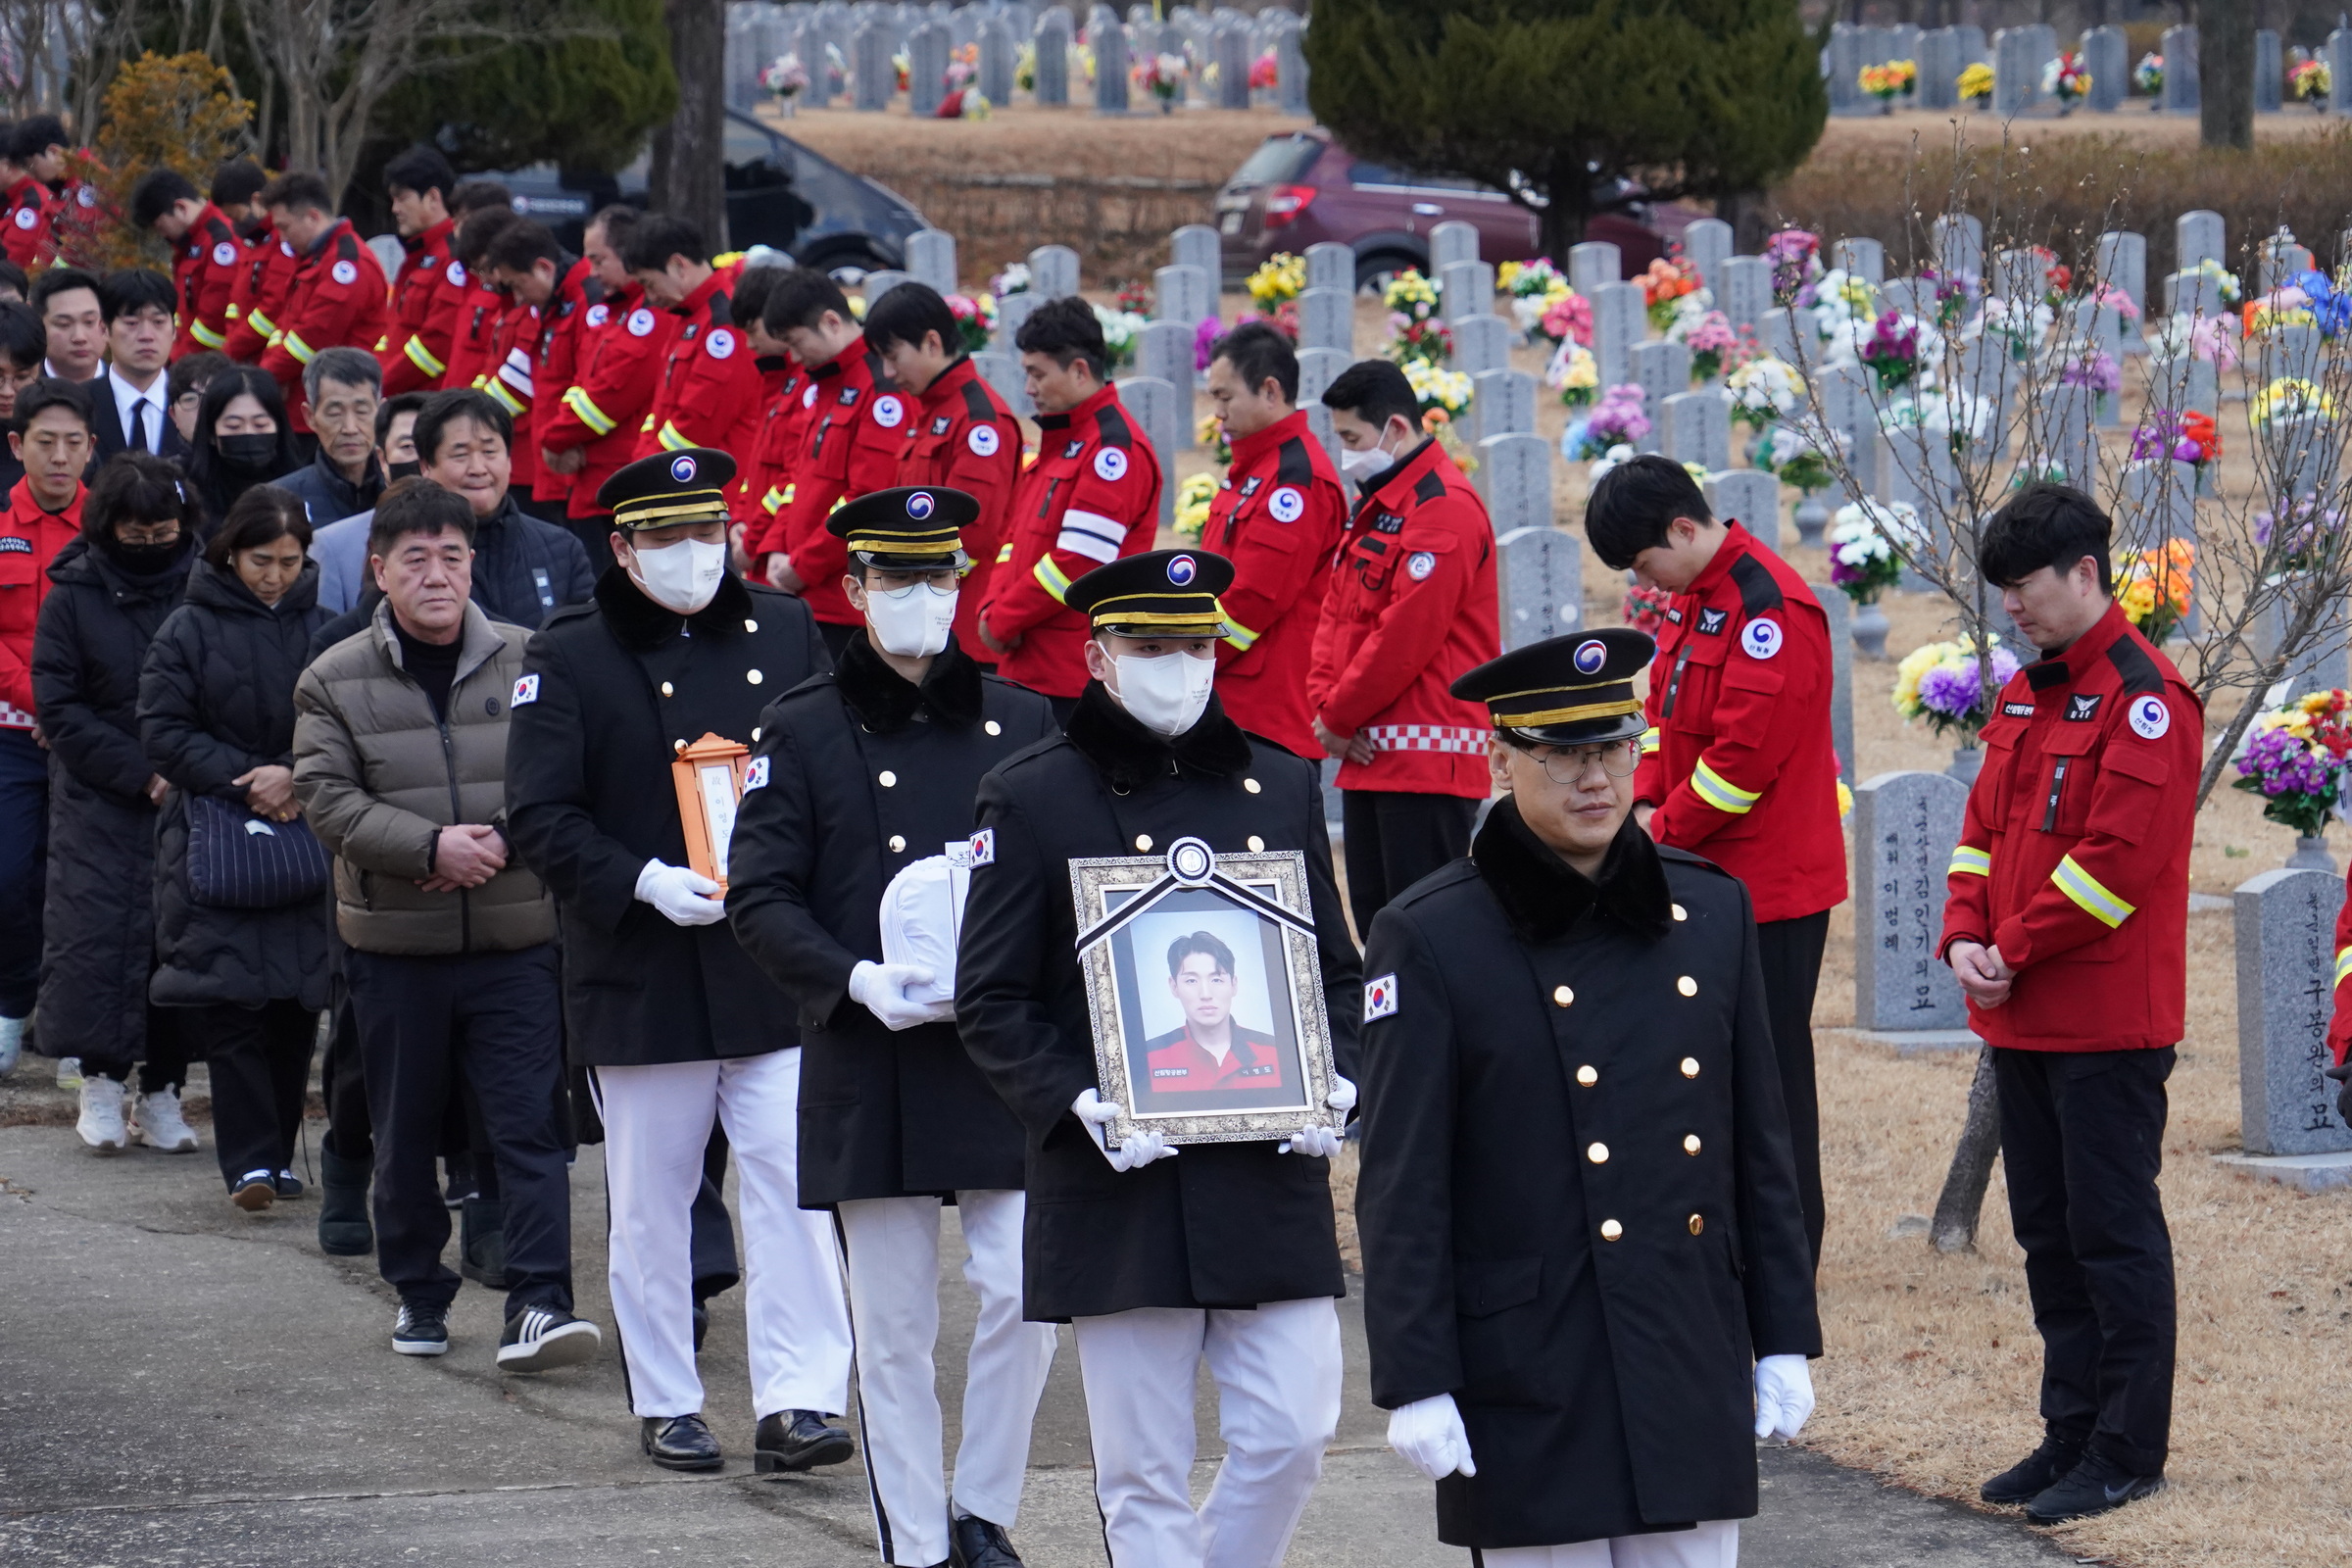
[628,536,727,614]
[862,580,957,659]
[1339,426,1404,481]
[1110,649,1215,736]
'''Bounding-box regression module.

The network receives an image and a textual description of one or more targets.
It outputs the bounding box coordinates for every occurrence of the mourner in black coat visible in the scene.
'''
[1354,629,1821,1554]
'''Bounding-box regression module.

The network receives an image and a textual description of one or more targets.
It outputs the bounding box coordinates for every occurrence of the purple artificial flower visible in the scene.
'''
[1863,314,1918,364]
[1916,662,1982,718]
[1587,383,1650,445]
[2060,352,2122,394]
[1193,316,1223,371]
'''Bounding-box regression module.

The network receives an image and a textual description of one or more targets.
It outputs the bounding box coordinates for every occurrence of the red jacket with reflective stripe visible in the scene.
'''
[1,175,56,269]
[378,217,467,395]
[0,479,84,720]
[778,345,905,626]
[636,266,765,468]
[741,361,810,554]
[223,220,300,364]
[481,297,543,493]
[1204,409,1345,759]
[1632,522,1845,924]
[525,260,597,507]
[170,204,242,360]
[982,382,1161,699]
[1305,438,1495,798]
[442,275,506,396]
[895,356,1022,659]
[259,220,391,432]
[1938,603,2201,1052]
[537,284,675,519]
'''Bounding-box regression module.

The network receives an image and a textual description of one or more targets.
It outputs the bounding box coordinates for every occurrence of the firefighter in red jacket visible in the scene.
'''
[376,146,470,396]
[535,206,674,563]
[1306,359,1497,937]
[1202,322,1345,759]
[761,268,906,660]
[1585,454,1847,1265]
[979,296,1161,714]
[861,281,1023,664]
[734,318,806,547]
[255,173,392,434]
[621,214,763,468]
[222,211,297,364]
[1,115,68,270]
[1936,485,2197,1527]
[442,203,516,396]
[128,170,241,359]
[484,218,603,530]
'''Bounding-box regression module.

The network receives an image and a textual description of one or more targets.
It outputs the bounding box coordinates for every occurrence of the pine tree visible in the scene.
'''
[1305,0,1828,258]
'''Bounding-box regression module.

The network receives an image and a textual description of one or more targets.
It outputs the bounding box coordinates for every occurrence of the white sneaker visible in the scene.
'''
[75,1076,127,1153]
[0,1014,23,1076]
[134,1088,198,1152]
[55,1054,82,1090]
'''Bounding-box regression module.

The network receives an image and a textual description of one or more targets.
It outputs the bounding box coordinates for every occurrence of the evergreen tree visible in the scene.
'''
[1305,0,1828,257]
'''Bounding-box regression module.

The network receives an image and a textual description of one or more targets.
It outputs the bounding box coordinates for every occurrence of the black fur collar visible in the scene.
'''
[1471,796,1672,945]
[834,630,984,732]
[1065,679,1253,791]
[594,565,756,651]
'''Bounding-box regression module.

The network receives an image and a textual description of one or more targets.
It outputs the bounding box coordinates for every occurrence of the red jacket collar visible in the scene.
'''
[669,268,725,319]
[922,354,981,409]
[1358,436,1452,509]
[404,215,457,259]
[1229,408,1311,473]
[1681,521,1760,605]
[6,476,84,529]
[2025,600,2132,689]
[1035,381,1120,432]
[300,216,354,260]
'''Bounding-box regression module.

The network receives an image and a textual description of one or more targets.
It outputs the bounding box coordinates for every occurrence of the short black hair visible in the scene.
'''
[1584,454,1712,571]
[730,266,790,331]
[621,213,709,273]
[1013,294,1107,381]
[0,298,45,370]
[454,207,519,270]
[375,389,430,447]
[1166,929,1236,978]
[382,145,457,202]
[449,179,513,217]
[98,268,176,324]
[204,483,312,568]
[761,267,853,335]
[29,266,99,318]
[15,376,92,433]
[1210,320,1298,405]
[861,281,959,357]
[586,203,639,248]
[259,172,334,216]
[85,452,200,540]
[210,158,267,209]
[483,218,564,275]
[1981,482,2112,594]
[368,476,477,561]
[0,259,28,301]
[7,114,66,165]
[129,168,199,230]
[168,349,229,406]
[1320,358,1416,428]
[413,387,513,465]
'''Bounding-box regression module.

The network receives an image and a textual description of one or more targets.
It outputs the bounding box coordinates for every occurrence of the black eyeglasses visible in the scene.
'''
[1525,738,1642,783]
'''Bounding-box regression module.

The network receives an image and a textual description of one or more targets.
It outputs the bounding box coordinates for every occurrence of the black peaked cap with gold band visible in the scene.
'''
[827,485,977,570]
[1066,548,1237,638]
[1451,628,1655,747]
[595,447,738,531]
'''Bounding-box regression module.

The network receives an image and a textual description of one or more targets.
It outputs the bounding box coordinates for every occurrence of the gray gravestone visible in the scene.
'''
[1990,246,2041,306]
[909,23,950,116]
[1296,286,1352,354]
[2236,869,2352,1155]
[2267,412,2342,502]
[1441,260,1495,323]
[2259,230,2316,294]
[1034,15,1070,105]
[1274,22,1307,115]
[1684,218,1735,298]
[1827,24,1864,116]
[1094,20,1130,112]
[1876,276,1921,320]
[993,289,1039,352]
[2162,24,2199,113]
[970,347,1033,419]
[1477,431,1553,536]
[1569,241,1622,291]
[1430,221,1481,273]
[1705,468,1780,552]
[1137,320,1194,443]
[2259,579,2352,705]
[1303,400,1342,472]
[862,270,910,306]
[1450,313,1510,376]
[1212,23,1250,109]
[1630,341,1690,455]
[2255,29,2282,113]
[1470,368,1536,446]
[1854,771,1973,1031]
[1591,281,1644,389]
[979,15,1015,104]
[1494,525,1584,652]
[1112,374,1176,529]
[906,229,958,294]
[1935,214,1984,281]
[853,20,894,108]
[2033,382,2099,490]
[1663,390,1731,473]
[1719,256,1771,331]
[1304,242,1352,295]
[2121,458,2198,553]
[1028,244,1079,300]
[1818,586,1854,780]
[2336,29,2352,115]
[1172,223,1220,284]
[1992,26,2041,116]
[2147,353,2221,420]
[2082,25,2125,112]
[1755,307,1801,366]
[2164,268,2225,321]
[1152,264,1211,328]
[1296,347,1348,409]
[1813,361,1878,490]
[1836,236,1886,284]
[2260,321,2325,387]
[2095,230,2148,354]
[2176,210,2226,271]
[1917,27,1958,110]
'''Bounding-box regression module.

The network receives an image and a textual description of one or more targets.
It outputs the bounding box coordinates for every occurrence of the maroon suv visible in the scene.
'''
[1214,128,1671,292]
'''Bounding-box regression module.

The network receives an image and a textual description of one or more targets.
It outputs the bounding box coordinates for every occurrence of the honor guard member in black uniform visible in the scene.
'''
[728,486,1060,1568]
[957,549,1362,1568]
[1354,629,1823,1568]
[504,448,856,1475]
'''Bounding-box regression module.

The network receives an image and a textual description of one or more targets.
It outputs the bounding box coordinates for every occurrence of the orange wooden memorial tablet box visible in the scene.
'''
[671,732,752,891]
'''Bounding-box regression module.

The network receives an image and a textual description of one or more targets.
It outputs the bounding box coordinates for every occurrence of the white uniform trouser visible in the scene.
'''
[838,1191,1058,1567]
[1072,1297,1344,1568]
[596,1051,852,1419]
[1483,1521,1740,1567]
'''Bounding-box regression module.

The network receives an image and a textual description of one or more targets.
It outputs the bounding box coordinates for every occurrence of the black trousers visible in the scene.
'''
[1755,910,1831,1266]
[348,945,573,1319]
[1994,1045,2177,1475]
[693,1125,740,1301]
[0,727,46,1018]
[1341,789,1476,940]
[81,1003,191,1097]
[183,1000,318,1189]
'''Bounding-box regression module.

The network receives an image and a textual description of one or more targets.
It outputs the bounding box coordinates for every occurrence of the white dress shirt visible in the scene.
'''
[107,366,166,452]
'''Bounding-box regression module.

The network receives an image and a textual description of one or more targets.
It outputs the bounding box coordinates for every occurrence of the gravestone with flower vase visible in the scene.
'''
[1718,257,1771,333]
[1431,221,1481,272]
[1755,308,1800,366]
[2094,230,2148,355]
[2176,210,2226,271]
[1834,236,1885,283]
[1591,282,1643,389]
[1934,214,1984,281]
[2257,231,2317,294]
[1628,342,1689,455]
[2257,321,2324,387]
[2251,496,2351,704]
[1853,770,1974,1043]
[2216,868,2352,1189]
[1683,219,1734,299]
[1441,261,1494,323]
[1027,244,1080,300]
[2119,456,2200,638]
[1568,241,1621,292]
[2029,381,2100,492]
[908,23,950,115]
[2147,353,2221,424]
[2057,298,2127,424]
[2161,24,2199,112]
[1295,287,1351,354]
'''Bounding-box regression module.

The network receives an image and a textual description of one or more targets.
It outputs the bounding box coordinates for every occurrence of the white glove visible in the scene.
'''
[635,858,727,927]
[1279,1074,1356,1156]
[1072,1088,1179,1172]
[1754,1353,1815,1443]
[1387,1393,1476,1480]
[848,959,953,1031]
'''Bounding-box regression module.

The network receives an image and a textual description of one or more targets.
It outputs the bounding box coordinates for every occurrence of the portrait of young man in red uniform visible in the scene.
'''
[1141,929,1288,1096]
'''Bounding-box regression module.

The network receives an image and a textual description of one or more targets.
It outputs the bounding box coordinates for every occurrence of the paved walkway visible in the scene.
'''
[0,1101,2077,1566]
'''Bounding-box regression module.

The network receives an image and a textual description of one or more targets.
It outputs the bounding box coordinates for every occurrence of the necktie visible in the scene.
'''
[128,398,150,453]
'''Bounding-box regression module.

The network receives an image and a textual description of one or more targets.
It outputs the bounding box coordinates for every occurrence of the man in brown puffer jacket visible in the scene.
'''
[294,478,601,1374]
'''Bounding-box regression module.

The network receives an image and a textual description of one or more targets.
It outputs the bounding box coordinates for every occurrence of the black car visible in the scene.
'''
[482,108,928,278]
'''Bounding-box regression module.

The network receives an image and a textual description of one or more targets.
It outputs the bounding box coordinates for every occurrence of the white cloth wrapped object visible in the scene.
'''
[879,853,972,1007]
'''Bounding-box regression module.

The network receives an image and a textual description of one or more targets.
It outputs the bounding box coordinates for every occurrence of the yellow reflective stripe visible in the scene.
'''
[1225,613,1261,652]
[1948,845,1992,878]
[189,319,226,349]
[760,485,786,515]
[2051,855,2133,928]
[564,386,616,436]
[1034,556,1073,604]
[658,420,692,451]
[2336,944,2352,987]
[224,302,240,319]
[1690,759,1762,815]
[246,307,276,335]
[403,334,447,376]
[995,541,1013,564]
[1640,725,1661,756]
[282,330,316,365]
[485,379,525,416]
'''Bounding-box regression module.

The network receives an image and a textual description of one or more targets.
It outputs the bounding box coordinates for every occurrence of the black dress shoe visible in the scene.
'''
[1981,1431,2086,1503]
[2026,1452,2166,1524]
[754,1409,854,1472]
[642,1413,723,1471]
[950,1514,1025,1568]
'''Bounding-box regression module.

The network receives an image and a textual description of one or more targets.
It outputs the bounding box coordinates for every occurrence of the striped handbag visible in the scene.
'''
[184,792,331,909]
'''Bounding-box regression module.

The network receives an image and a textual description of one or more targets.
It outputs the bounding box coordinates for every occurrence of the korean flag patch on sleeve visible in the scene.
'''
[968,827,996,865]
[1364,972,1398,1022]
[512,673,541,707]
[742,756,770,792]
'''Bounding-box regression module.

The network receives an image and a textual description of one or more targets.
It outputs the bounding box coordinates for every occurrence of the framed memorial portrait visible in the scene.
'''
[670,732,751,891]
[1069,836,1342,1149]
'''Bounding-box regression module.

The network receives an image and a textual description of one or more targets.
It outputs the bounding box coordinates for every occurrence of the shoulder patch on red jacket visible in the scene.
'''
[1729,552,1783,617]
[2105,635,2166,695]
[1412,466,1446,503]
